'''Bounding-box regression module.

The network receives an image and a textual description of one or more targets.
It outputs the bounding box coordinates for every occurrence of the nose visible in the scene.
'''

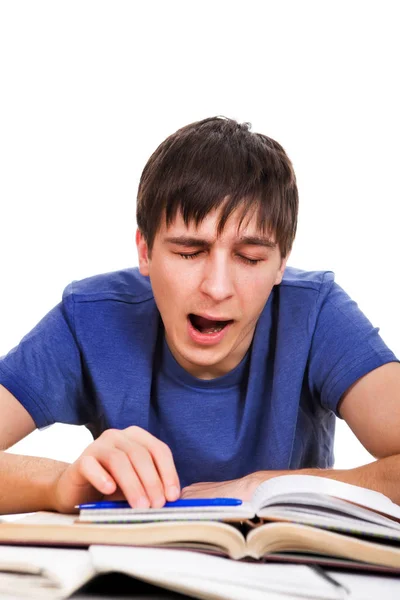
[199,253,234,302]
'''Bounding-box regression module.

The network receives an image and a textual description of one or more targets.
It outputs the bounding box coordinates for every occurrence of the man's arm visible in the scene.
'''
[182,363,400,503]
[0,384,181,514]
[337,361,400,459]
[0,384,70,513]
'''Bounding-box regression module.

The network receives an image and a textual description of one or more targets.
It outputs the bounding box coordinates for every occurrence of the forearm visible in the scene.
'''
[249,454,400,504]
[0,451,69,514]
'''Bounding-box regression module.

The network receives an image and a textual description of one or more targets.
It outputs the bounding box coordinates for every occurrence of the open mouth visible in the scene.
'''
[188,314,233,334]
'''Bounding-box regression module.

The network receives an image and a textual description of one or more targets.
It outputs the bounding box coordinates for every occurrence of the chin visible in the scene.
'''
[175,343,223,367]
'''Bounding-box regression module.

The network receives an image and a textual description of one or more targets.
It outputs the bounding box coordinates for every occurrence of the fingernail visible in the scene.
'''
[102,480,115,493]
[167,485,180,500]
[151,495,165,508]
[136,496,150,508]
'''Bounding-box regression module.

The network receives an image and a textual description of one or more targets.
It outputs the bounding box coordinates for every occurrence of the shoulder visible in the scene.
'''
[280,266,335,297]
[279,267,358,326]
[62,267,154,305]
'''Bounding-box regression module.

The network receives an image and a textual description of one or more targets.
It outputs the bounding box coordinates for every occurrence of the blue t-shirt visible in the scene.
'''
[0,267,397,487]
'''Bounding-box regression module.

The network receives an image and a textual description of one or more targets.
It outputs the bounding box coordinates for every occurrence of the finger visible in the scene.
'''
[112,438,166,508]
[88,430,165,507]
[124,427,180,500]
[86,447,150,508]
[96,427,179,503]
[78,455,117,496]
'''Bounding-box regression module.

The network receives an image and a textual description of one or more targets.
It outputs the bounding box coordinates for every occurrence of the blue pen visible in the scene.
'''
[78,498,242,509]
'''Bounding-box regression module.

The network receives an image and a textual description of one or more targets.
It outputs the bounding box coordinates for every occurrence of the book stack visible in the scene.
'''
[2,474,400,598]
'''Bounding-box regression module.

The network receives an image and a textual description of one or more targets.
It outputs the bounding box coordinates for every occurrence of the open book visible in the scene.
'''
[0,544,355,600]
[2,475,400,571]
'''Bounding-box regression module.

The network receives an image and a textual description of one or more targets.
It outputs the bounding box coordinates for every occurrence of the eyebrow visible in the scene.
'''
[164,235,277,249]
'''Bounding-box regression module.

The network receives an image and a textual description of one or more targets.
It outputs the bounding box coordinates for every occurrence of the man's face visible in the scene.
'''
[136,207,289,379]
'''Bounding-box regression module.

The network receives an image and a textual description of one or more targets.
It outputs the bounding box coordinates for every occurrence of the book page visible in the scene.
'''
[90,545,340,600]
[14,512,77,525]
[332,569,400,600]
[0,513,246,558]
[0,545,94,598]
[259,504,400,540]
[77,504,255,523]
[248,522,400,568]
[258,494,400,530]
[252,474,400,519]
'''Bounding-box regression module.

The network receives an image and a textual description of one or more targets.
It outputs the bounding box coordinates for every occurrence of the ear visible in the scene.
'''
[274,251,291,286]
[136,229,150,276]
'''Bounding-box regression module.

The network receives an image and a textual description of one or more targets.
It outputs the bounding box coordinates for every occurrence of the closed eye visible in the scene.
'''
[239,256,264,265]
[178,252,263,265]
[178,252,203,260]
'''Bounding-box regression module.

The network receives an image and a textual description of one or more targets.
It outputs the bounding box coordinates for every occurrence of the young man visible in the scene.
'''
[0,117,399,515]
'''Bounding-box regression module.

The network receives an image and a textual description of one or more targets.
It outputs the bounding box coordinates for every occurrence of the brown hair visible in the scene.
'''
[136,116,298,257]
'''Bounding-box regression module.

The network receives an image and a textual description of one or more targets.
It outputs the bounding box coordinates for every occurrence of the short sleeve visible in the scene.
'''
[0,287,93,429]
[308,277,398,416]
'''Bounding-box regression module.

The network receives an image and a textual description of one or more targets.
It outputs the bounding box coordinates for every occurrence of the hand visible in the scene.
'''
[51,426,180,513]
[181,473,265,502]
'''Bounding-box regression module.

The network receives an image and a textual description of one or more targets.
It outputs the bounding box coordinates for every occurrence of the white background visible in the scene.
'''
[0,1,399,470]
